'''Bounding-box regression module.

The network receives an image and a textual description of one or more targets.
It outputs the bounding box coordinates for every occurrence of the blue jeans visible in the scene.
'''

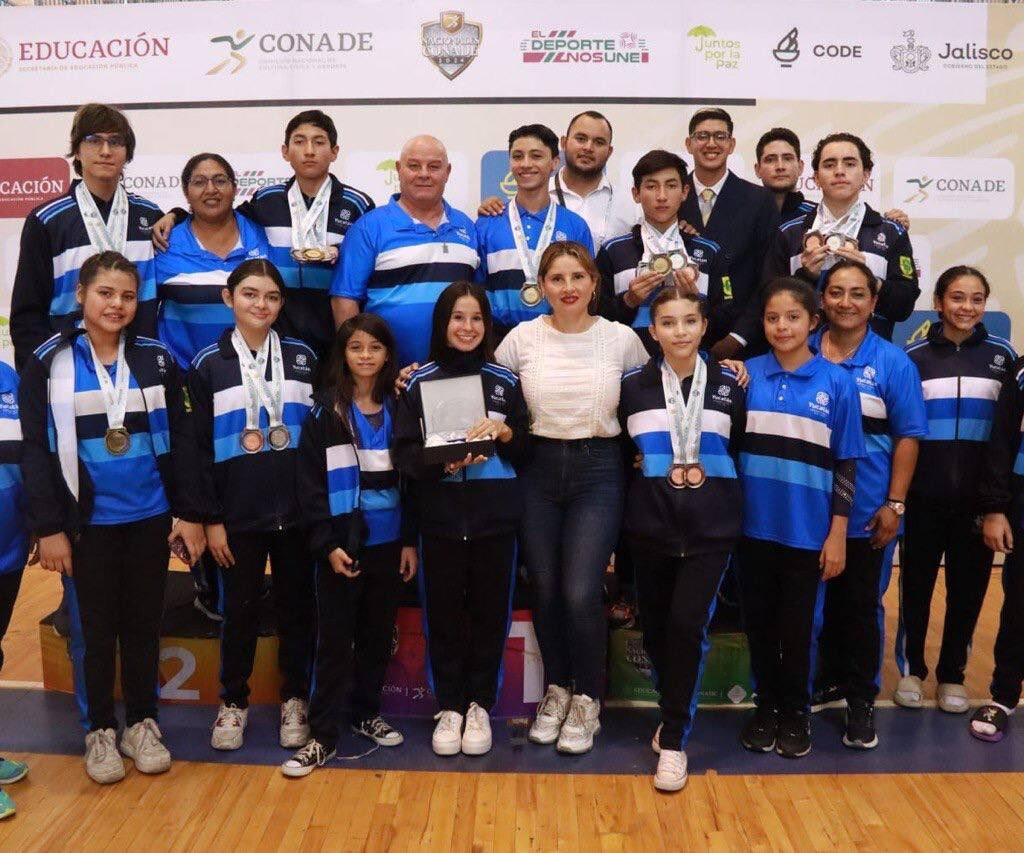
[520,437,624,699]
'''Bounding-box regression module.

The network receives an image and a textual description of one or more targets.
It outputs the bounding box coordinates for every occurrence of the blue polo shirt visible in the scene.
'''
[330,195,480,366]
[70,336,169,525]
[0,363,28,576]
[155,212,271,369]
[811,328,927,538]
[475,202,593,332]
[740,351,866,550]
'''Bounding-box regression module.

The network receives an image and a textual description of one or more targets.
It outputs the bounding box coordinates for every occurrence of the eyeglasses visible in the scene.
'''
[188,175,234,189]
[691,131,731,144]
[81,133,127,150]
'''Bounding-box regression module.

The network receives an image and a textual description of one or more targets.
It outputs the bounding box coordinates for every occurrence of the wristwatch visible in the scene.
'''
[885,498,906,516]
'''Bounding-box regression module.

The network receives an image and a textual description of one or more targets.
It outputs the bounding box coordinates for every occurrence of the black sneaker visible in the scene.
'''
[842,700,878,749]
[352,716,404,747]
[280,739,336,778]
[740,707,778,752]
[810,683,846,713]
[776,712,812,758]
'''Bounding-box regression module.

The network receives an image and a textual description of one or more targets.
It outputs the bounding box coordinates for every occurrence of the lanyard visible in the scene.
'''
[639,220,686,262]
[231,329,285,430]
[288,177,332,249]
[86,333,130,432]
[76,182,129,254]
[661,356,706,466]
[508,202,558,284]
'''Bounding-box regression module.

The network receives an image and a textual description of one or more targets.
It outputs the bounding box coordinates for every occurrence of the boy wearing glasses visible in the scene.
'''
[680,108,779,360]
[11,103,162,369]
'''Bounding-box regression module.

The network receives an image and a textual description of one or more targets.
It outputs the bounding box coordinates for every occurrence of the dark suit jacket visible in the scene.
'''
[680,171,779,346]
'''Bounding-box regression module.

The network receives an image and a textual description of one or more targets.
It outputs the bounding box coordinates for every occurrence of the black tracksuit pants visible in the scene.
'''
[737,536,825,715]
[219,526,315,708]
[990,525,1024,708]
[632,541,729,751]
[70,513,170,731]
[0,568,25,673]
[897,500,993,683]
[815,537,885,703]
[419,532,516,713]
[308,541,404,751]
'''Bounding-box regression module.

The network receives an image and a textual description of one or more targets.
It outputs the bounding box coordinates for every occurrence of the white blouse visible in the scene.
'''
[496,316,648,439]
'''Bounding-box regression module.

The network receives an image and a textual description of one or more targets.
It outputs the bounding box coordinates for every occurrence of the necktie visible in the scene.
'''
[699,188,716,226]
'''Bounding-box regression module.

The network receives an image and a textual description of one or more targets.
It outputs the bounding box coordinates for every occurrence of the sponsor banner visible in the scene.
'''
[0,0,987,107]
[683,1,986,103]
[893,310,1011,349]
[0,158,71,218]
[893,157,1015,220]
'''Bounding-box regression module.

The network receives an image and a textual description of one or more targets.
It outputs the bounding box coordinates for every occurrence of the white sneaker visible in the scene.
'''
[651,723,662,754]
[120,718,171,774]
[211,704,248,751]
[894,675,924,709]
[280,698,311,748]
[462,703,492,755]
[556,694,601,754]
[937,683,970,714]
[84,728,125,784]
[528,684,570,745]
[654,749,688,792]
[432,710,463,756]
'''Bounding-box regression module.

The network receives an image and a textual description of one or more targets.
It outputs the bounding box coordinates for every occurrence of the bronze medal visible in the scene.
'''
[104,427,131,456]
[684,462,707,489]
[268,424,292,451]
[520,282,543,307]
[803,231,824,252]
[241,428,264,454]
[667,463,688,490]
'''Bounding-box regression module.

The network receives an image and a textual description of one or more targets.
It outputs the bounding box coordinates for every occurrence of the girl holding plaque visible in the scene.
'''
[496,241,648,755]
[393,282,531,757]
[185,259,317,754]
[281,314,417,777]
[737,277,865,760]
[619,286,746,791]
[19,251,205,784]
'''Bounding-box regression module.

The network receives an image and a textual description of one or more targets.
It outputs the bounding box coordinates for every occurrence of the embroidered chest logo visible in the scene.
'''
[490,384,506,405]
[712,383,731,405]
[810,390,831,416]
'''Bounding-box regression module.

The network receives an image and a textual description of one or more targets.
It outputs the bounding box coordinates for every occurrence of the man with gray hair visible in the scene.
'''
[330,135,479,367]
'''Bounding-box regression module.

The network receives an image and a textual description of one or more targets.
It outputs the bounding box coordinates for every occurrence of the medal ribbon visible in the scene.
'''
[231,329,285,432]
[76,181,129,255]
[811,200,866,270]
[508,201,558,284]
[87,332,131,433]
[288,177,332,250]
[639,220,686,264]
[661,356,706,467]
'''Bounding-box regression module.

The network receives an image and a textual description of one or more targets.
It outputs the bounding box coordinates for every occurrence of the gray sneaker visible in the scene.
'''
[85,728,125,784]
[556,694,601,754]
[528,684,570,745]
[120,718,171,774]
[280,698,311,749]
[211,704,248,751]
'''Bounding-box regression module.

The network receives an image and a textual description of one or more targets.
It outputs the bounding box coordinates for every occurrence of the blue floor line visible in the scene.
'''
[1,688,1020,776]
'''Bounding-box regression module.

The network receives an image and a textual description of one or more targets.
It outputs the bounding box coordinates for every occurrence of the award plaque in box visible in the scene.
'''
[420,374,496,465]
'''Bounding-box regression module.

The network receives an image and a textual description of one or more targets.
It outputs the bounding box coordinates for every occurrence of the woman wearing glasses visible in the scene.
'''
[11,103,163,370]
[154,153,271,371]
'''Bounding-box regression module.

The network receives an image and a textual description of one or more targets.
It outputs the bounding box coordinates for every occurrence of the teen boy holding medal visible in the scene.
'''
[475,124,593,341]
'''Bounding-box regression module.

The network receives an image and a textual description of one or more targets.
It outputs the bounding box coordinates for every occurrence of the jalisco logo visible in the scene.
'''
[938,41,1015,70]
[520,29,650,64]
[890,30,930,74]
[687,25,741,70]
[421,11,483,80]
[207,28,374,75]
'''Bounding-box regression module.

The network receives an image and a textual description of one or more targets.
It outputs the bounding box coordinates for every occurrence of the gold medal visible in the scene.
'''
[104,427,131,456]
[241,428,264,454]
[649,254,672,276]
[268,424,292,451]
[520,282,543,307]
[291,246,339,264]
